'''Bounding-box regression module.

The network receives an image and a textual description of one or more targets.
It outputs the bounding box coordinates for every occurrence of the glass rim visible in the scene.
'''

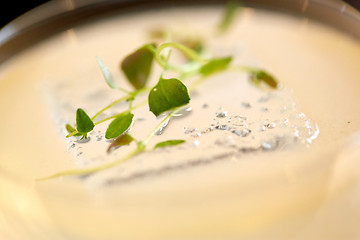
[0,0,359,64]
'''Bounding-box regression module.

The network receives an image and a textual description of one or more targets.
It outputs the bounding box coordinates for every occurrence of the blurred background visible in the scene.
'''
[0,0,359,29]
[0,0,49,28]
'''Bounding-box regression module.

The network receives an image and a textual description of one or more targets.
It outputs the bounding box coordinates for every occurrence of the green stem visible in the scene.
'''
[91,95,130,121]
[155,42,206,71]
[94,100,147,126]
[44,56,259,181]
[141,106,187,149]
[36,148,142,181]
[132,86,152,96]
[94,110,130,126]
[229,65,258,73]
[128,99,133,110]
[66,131,79,138]
[188,65,261,92]
[38,106,185,181]
[91,86,151,123]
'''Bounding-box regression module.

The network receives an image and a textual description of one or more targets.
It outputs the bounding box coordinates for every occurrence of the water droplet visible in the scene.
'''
[230,156,239,162]
[96,135,103,141]
[216,111,228,118]
[202,126,214,133]
[76,137,91,143]
[259,125,267,132]
[136,118,146,121]
[297,113,306,118]
[193,140,200,147]
[241,102,251,108]
[232,129,251,137]
[280,106,287,113]
[215,124,228,130]
[184,127,198,134]
[214,139,225,146]
[294,128,300,137]
[304,119,312,129]
[174,107,192,117]
[202,103,209,108]
[236,115,248,121]
[192,132,202,138]
[258,95,270,102]
[261,106,268,112]
[76,152,83,156]
[282,118,289,127]
[261,142,273,150]
[156,119,169,135]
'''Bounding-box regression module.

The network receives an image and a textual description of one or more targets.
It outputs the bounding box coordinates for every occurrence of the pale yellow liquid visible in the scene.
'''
[0,6,360,240]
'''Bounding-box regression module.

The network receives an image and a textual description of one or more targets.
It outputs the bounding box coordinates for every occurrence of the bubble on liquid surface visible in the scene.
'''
[216,111,228,118]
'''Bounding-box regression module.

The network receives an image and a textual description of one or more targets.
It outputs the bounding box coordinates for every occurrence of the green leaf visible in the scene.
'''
[107,134,135,153]
[96,56,120,90]
[154,139,186,149]
[250,70,278,89]
[218,1,240,33]
[199,56,232,76]
[148,78,190,117]
[105,113,134,139]
[65,124,81,137]
[76,108,95,136]
[121,43,156,90]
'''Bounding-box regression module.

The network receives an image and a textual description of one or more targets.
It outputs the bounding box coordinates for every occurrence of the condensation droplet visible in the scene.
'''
[216,124,228,130]
[282,118,289,127]
[261,142,273,150]
[232,129,251,137]
[294,128,300,137]
[241,102,251,108]
[192,132,202,138]
[184,127,198,134]
[76,137,91,143]
[156,119,169,135]
[216,111,228,118]
[261,106,268,112]
[76,152,83,156]
[259,125,266,132]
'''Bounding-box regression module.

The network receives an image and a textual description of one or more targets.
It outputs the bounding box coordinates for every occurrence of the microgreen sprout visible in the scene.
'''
[218,1,241,34]
[154,139,186,149]
[37,3,279,181]
[107,134,135,153]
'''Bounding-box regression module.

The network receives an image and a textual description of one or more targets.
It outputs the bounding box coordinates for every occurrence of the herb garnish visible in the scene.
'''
[149,78,190,117]
[154,139,186,149]
[107,134,135,153]
[75,108,95,139]
[218,1,241,33]
[37,4,279,181]
[105,113,134,139]
[199,56,232,76]
[121,43,156,90]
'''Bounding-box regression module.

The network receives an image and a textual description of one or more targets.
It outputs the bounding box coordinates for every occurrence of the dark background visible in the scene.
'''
[0,0,50,28]
[0,0,359,29]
